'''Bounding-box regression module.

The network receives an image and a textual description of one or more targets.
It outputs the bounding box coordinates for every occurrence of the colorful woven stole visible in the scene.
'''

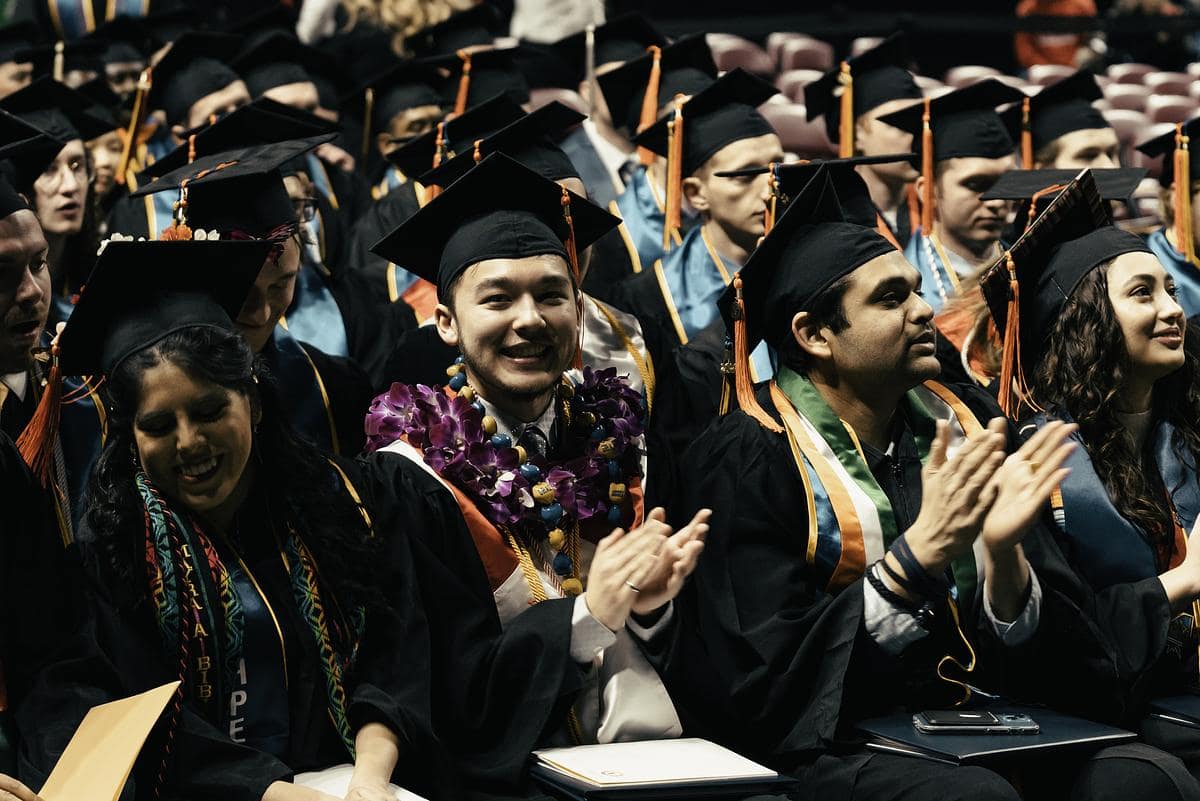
[770,367,983,596]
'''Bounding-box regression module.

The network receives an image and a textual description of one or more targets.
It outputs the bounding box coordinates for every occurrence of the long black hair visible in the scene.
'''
[1035,263,1200,554]
[85,325,380,612]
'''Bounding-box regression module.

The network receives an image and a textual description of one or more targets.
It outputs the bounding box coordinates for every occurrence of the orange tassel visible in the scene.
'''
[906,182,921,238]
[1024,182,1067,235]
[453,50,473,116]
[473,138,483,164]
[1175,124,1198,267]
[426,122,447,201]
[116,66,152,187]
[17,345,63,488]
[637,45,663,167]
[838,61,854,158]
[361,87,375,162]
[561,188,584,370]
[662,95,684,252]
[995,252,1037,417]
[1020,97,1033,169]
[731,275,782,433]
[920,97,934,233]
[186,133,197,164]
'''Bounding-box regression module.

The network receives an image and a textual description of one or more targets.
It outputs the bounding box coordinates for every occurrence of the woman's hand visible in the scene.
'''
[345,785,396,801]
[1161,517,1200,613]
[980,420,1076,554]
[0,774,41,801]
[630,509,710,617]
[583,509,671,631]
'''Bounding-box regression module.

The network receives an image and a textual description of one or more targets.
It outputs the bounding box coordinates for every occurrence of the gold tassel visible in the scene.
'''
[52,40,64,83]
[662,95,684,252]
[425,122,447,201]
[453,50,473,116]
[731,275,782,433]
[838,61,854,158]
[116,66,151,186]
[561,187,584,370]
[160,183,193,241]
[995,251,1037,418]
[1175,124,1198,267]
[1020,97,1033,169]
[920,97,934,233]
[637,45,663,167]
[16,345,63,487]
[473,138,483,164]
[360,87,375,162]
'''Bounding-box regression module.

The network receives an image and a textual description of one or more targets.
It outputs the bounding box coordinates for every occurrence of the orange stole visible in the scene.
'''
[401,279,438,322]
[934,288,994,382]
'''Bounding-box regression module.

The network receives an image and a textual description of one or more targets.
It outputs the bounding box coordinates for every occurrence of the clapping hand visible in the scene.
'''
[630,508,710,616]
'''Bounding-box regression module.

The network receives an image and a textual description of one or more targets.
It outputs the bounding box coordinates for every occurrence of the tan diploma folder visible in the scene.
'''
[39,681,180,801]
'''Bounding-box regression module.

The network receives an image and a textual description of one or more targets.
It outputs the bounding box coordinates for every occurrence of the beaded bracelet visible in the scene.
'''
[890,534,952,600]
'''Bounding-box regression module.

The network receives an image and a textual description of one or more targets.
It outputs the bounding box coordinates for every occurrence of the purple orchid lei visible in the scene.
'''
[364,367,646,536]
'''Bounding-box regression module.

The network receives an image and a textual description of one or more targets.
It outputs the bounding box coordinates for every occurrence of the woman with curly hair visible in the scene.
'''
[53,239,444,801]
[980,173,1200,784]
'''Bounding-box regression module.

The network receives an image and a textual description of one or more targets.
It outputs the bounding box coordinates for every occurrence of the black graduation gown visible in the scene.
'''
[653,383,1006,777]
[0,382,33,442]
[292,340,375,458]
[581,226,641,307]
[345,180,422,297]
[74,459,445,801]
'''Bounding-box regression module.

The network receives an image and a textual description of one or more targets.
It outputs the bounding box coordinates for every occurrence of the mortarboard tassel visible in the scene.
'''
[360,87,375,162]
[662,95,684,251]
[561,187,584,370]
[920,97,934,233]
[584,24,597,119]
[17,342,63,488]
[730,275,782,433]
[453,49,473,116]
[473,138,483,163]
[1020,97,1033,170]
[160,183,193,240]
[838,61,854,159]
[425,122,447,201]
[1024,182,1066,235]
[637,45,663,167]
[718,339,734,417]
[186,134,197,164]
[906,182,921,240]
[52,40,64,83]
[1175,124,1198,267]
[116,66,152,186]
[995,251,1039,417]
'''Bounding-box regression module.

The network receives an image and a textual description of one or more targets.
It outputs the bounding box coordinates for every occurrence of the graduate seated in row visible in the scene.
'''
[660,163,1199,800]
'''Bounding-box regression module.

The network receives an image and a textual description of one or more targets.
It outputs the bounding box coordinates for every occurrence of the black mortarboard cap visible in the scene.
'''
[233,31,332,97]
[981,167,1146,203]
[876,77,1024,163]
[384,127,439,178]
[553,14,666,84]
[0,23,40,65]
[979,169,1150,369]
[0,173,27,218]
[420,98,582,186]
[147,33,244,125]
[139,8,193,46]
[425,47,530,109]
[91,16,153,65]
[718,164,897,351]
[142,97,337,179]
[131,135,332,237]
[512,42,578,91]
[371,152,619,295]
[403,4,501,58]
[224,3,298,37]
[1001,70,1109,155]
[18,39,107,80]
[804,33,922,146]
[75,75,124,114]
[0,77,116,143]
[1136,116,1200,187]
[57,240,273,376]
[632,68,778,177]
[359,59,444,134]
[597,33,717,133]
[0,107,75,184]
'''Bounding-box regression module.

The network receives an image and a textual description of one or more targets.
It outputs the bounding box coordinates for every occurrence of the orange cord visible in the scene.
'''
[1020,97,1033,169]
[637,45,663,167]
[453,50,473,116]
[16,343,63,487]
[920,97,934,233]
[662,95,684,251]
[838,61,854,158]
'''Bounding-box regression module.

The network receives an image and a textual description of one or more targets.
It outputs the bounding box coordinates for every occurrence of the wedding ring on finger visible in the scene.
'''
[625,580,641,593]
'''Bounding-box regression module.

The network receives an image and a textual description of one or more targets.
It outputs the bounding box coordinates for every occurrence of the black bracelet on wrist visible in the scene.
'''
[866,562,921,613]
[879,554,918,595]
[891,534,952,599]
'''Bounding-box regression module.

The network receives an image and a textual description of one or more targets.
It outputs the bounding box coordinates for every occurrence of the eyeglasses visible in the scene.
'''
[37,155,93,191]
[292,197,317,224]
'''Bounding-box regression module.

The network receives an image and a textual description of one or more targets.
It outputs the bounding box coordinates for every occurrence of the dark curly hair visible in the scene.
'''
[84,325,381,613]
[1034,263,1200,556]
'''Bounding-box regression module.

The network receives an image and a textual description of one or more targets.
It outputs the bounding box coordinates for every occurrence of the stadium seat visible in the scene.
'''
[1107,62,1157,84]
[913,74,945,92]
[943,65,1002,88]
[850,36,885,58]
[1129,122,1175,180]
[1104,83,1147,111]
[1133,176,1163,220]
[1027,64,1076,86]
[708,34,775,76]
[777,69,825,102]
[528,87,589,115]
[766,32,808,68]
[1103,108,1152,146]
[778,37,835,72]
[1190,82,1200,100]
[1144,71,1194,96]
[1146,95,1196,124]
[761,103,836,158]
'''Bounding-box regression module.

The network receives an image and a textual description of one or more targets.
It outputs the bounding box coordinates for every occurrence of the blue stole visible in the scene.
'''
[224,554,290,759]
[262,327,338,454]
[304,153,339,210]
[612,167,677,271]
[772,368,983,596]
[282,224,350,359]
[372,168,405,201]
[654,224,736,343]
[560,127,622,208]
[1033,411,1200,590]
[904,229,960,313]
[1147,228,1200,320]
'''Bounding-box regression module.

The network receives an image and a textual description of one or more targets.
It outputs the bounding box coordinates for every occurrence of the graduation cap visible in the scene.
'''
[876,77,1024,232]
[978,169,1149,414]
[424,47,530,115]
[370,152,619,297]
[804,33,922,157]
[553,13,666,86]
[633,69,778,248]
[0,108,63,189]
[357,59,445,136]
[142,97,338,179]
[75,75,125,115]
[0,173,28,219]
[56,239,274,377]
[384,126,441,181]
[420,99,583,187]
[403,4,501,58]
[716,162,897,430]
[0,22,41,65]
[18,39,107,82]
[596,33,717,137]
[138,8,194,47]
[0,76,116,144]
[511,41,578,91]
[1137,117,1200,267]
[1001,71,1109,169]
[147,32,245,125]
[131,135,332,240]
[233,31,334,98]
[90,16,154,65]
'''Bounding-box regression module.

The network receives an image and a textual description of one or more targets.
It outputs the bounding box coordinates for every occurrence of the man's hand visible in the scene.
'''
[316,143,356,172]
[0,775,41,801]
[345,785,396,801]
[981,420,1076,554]
[262,781,341,801]
[630,508,710,616]
[583,509,670,631]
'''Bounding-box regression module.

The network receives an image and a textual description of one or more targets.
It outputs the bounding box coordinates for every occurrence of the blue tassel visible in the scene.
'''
[519,463,542,482]
[491,433,513,449]
[540,502,563,525]
[553,552,573,577]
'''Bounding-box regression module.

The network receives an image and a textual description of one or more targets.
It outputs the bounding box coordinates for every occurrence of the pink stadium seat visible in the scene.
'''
[1129,122,1175,180]
[1190,82,1200,100]
[778,37,835,72]
[1189,63,1200,79]
[761,104,837,159]
[1104,83,1147,111]
[943,65,1002,88]
[1133,176,1163,219]
[528,87,588,115]
[1103,108,1152,146]
[766,32,807,68]
[913,75,944,92]
[850,37,885,58]
[1107,62,1156,84]
[1145,71,1194,96]
[1093,98,1112,112]
[707,34,775,76]
[776,69,825,102]
[1027,64,1076,86]
[1146,95,1196,124]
